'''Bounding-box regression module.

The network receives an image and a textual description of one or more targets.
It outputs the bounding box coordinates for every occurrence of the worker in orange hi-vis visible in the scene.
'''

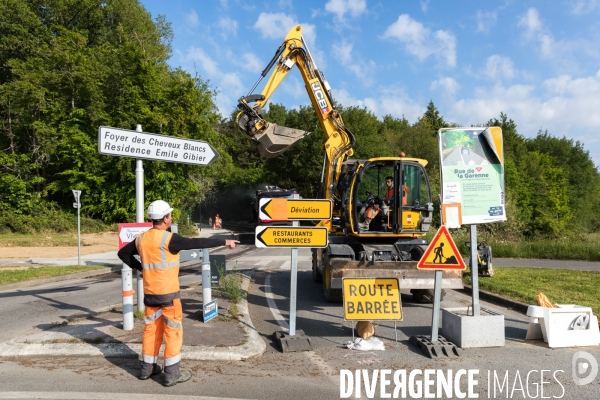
[118,200,239,387]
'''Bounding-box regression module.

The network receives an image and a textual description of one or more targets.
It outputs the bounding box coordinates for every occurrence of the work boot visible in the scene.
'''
[139,364,162,380]
[163,370,192,387]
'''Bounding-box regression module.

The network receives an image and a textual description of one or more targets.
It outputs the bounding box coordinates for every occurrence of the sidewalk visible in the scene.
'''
[0,225,266,361]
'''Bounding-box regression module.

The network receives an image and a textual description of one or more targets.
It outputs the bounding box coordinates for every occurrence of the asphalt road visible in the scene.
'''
[0,245,599,399]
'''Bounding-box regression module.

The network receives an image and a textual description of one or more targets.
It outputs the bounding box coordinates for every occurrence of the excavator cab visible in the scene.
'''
[351,159,433,236]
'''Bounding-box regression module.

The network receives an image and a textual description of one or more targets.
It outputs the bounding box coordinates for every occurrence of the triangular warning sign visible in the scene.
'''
[417,226,466,270]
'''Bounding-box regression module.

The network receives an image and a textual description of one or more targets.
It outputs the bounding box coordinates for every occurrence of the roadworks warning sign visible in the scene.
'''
[343,278,402,321]
[417,225,466,270]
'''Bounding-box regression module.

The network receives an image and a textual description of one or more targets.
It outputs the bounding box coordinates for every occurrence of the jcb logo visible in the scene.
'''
[311,82,330,114]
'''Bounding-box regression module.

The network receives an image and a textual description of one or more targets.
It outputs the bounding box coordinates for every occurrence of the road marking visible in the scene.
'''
[0,392,252,400]
[279,260,290,270]
[264,273,289,331]
[263,271,343,395]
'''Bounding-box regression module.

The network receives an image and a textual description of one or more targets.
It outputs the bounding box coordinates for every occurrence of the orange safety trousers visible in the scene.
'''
[142,298,183,373]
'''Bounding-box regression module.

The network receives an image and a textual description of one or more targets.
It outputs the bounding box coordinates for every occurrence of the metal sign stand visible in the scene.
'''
[470,224,480,316]
[409,270,461,358]
[122,124,145,331]
[273,196,313,352]
[135,124,145,314]
[72,190,82,266]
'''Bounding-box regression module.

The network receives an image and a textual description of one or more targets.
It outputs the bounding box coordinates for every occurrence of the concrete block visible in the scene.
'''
[441,307,505,348]
[527,304,600,348]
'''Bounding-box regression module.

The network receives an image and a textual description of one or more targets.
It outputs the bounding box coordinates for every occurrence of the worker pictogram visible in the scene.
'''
[417,226,466,270]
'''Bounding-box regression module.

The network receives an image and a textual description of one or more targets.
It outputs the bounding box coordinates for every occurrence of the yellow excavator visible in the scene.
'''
[237,25,463,303]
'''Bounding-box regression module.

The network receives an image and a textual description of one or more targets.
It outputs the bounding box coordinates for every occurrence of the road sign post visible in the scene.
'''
[118,222,152,331]
[261,196,329,352]
[410,226,466,357]
[72,190,82,266]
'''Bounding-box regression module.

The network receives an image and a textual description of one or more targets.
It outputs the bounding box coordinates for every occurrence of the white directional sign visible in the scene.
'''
[118,222,153,249]
[180,250,203,262]
[98,126,219,165]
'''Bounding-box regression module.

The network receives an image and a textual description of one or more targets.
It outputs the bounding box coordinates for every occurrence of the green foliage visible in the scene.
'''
[0,0,230,231]
[2,0,600,241]
[217,264,244,304]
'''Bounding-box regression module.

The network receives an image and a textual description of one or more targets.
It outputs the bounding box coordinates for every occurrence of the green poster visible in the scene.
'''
[438,127,506,226]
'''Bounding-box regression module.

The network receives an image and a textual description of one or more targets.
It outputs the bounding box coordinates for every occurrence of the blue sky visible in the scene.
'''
[140,0,600,168]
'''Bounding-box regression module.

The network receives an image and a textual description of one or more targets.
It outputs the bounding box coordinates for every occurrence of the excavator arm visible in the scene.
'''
[237,25,355,216]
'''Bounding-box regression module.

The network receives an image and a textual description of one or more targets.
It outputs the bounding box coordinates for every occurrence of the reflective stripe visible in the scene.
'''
[163,315,182,329]
[136,232,145,255]
[141,231,175,270]
[160,232,169,268]
[142,261,179,270]
[164,353,181,366]
[144,309,163,324]
[143,354,158,364]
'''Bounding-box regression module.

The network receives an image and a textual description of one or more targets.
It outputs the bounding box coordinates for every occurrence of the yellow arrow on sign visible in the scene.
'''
[255,226,329,248]
[259,198,332,220]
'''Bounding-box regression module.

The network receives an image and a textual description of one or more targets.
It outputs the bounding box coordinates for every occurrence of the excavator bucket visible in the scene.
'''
[253,122,310,158]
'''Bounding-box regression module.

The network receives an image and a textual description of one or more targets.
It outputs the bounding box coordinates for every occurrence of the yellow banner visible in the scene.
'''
[343,278,402,321]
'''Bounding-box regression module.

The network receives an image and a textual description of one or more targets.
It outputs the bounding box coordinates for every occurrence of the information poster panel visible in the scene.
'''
[438,127,506,226]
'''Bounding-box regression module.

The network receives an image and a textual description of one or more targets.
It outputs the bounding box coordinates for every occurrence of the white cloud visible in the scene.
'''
[225,50,263,73]
[324,0,367,21]
[217,17,238,39]
[332,41,353,65]
[382,14,457,67]
[515,8,590,64]
[186,47,220,77]
[421,1,430,13]
[476,10,497,33]
[186,10,199,27]
[517,8,542,37]
[333,87,425,122]
[443,71,600,165]
[431,77,460,98]
[253,12,299,39]
[571,0,600,15]
[185,46,246,117]
[484,55,515,80]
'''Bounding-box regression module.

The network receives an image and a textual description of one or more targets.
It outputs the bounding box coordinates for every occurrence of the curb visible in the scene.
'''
[456,285,530,314]
[0,273,265,361]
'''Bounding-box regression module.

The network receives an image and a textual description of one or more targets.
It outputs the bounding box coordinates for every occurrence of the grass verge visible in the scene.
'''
[0,265,106,285]
[463,267,600,317]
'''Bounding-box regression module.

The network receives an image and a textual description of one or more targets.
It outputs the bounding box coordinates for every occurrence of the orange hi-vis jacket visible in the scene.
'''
[135,229,180,296]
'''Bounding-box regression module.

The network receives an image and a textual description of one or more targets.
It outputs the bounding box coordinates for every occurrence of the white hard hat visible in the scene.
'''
[147,200,173,220]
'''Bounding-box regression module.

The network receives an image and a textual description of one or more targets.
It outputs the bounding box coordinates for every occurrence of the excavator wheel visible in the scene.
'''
[323,259,343,303]
[312,251,322,282]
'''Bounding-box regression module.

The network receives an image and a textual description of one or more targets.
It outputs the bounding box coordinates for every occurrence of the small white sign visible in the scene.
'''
[118,224,153,248]
[98,126,219,165]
